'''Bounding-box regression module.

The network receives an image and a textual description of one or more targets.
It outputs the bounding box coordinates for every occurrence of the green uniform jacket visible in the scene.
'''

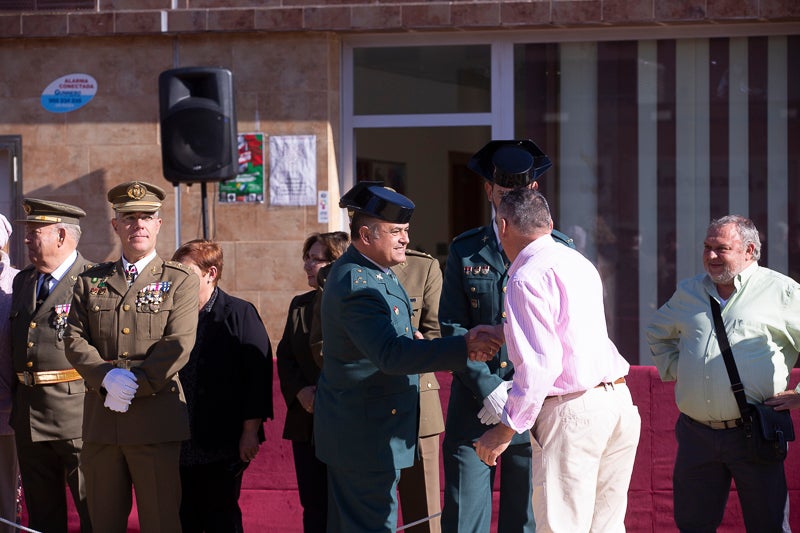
[314,245,467,472]
[394,249,445,438]
[64,256,199,445]
[10,253,93,442]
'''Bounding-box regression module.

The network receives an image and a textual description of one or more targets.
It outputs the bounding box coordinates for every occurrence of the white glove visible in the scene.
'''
[477,381,513,425]
[102,368,138,402]
[104,393,131,413]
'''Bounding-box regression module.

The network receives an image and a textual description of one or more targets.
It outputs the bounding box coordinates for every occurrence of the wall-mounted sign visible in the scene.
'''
[219,133,265,204]
[40,74,97,113]
[269,135,316,206]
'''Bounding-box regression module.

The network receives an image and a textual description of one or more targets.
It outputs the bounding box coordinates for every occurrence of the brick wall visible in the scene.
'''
[1,0,799,39]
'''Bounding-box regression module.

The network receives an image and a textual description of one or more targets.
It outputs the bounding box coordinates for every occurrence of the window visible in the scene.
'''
[345,29,800,364]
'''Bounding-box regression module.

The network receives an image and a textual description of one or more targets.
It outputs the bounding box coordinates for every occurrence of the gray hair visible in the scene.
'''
[57,222,82,244]
[708,215,761,261]
[497,187,552,235]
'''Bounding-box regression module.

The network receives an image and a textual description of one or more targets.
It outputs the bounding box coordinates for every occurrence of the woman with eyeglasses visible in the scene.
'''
[276,231,349,533]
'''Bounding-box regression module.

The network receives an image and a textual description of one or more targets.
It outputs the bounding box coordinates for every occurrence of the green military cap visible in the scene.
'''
[107,181,166,213]
[18,198,86,225]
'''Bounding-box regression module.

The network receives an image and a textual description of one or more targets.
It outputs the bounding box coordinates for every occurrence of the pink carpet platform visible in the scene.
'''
[28,364,800,532]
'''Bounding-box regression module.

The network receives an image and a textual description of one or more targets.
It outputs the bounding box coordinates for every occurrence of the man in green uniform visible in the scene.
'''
[65,181,199,533]
[314,182,502,532]
[11,199,93,533]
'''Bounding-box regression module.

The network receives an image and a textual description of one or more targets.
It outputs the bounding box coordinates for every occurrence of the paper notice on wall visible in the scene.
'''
[318,191,329,223]
[269,135,316,206]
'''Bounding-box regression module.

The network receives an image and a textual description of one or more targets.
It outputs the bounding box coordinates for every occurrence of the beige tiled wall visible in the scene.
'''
[0,32,340,348]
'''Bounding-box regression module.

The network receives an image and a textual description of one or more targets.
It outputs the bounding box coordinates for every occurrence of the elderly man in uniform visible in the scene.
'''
[394,248,446,533]
[314,182,502,532]
[439,140,573,533]
[10,199,93,533]
[65,181,199,533]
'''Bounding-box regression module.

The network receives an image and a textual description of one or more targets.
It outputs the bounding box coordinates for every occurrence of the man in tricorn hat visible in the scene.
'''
[64,181,199,532]
[313,182,503,532]
[439,140,574,533]
[10,198,93,533]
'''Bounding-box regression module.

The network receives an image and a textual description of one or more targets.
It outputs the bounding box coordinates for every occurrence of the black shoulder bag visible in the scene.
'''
[709,296,795,464]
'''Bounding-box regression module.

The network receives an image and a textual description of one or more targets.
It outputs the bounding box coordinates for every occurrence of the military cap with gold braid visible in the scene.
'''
[107,181,166,213]
[18,198,86,225]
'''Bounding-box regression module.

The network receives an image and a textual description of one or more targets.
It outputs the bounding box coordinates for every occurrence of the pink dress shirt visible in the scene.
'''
[501,235,630,433]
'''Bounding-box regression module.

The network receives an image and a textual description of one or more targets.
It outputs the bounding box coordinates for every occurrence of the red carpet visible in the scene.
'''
[24,364,800,532]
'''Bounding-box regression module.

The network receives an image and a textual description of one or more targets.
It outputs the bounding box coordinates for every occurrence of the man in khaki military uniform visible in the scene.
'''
[65,181,199,533]
[10,198,93,533]
[394,249,445,533]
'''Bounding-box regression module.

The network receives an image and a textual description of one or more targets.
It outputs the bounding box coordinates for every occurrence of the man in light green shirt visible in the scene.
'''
[646,214,800,532]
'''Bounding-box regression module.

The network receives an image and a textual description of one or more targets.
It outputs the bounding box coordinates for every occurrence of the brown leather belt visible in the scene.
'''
[16,368,81,386]
[546,377,626,400]
[111,359,144,370]
[596,377,626,388]
[688,416,743,430]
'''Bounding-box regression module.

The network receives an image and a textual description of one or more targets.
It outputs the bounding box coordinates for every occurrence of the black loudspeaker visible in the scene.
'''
[158,67,238,184]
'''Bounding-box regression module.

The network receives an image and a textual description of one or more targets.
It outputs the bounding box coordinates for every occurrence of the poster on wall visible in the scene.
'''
[40,74,97,113]
[269,135,316,206]
[219,133,265,204]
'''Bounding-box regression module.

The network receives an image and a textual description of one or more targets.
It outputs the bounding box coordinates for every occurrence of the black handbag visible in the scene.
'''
[709,296,795,464]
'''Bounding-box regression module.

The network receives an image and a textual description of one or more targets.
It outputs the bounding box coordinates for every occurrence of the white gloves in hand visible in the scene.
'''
[102,368,138,413]
[104,393,131,413]
[478,381,513,425]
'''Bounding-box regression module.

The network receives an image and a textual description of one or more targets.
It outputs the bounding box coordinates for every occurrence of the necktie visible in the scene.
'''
[36,273,53,309]
[126,264,138,286]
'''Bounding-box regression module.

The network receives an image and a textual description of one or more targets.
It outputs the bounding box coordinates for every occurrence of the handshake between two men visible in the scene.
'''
[465,323,505,363]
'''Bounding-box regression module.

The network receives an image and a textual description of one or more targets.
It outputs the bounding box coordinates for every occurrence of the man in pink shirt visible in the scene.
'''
[474,187,640,532]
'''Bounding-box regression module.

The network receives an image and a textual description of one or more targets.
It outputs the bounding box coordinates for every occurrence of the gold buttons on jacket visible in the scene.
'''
[27,341,34,348]
[391,408,397,415]
[92,305,100,312]
[501,312,507,318]
[122,352,129,357]
[123,304,130,311]
[502,286,507,293]
[470,287,476,293]
[500,361,508,369]
[26,361,33,368]
[29,322,36,329]
[122,328,130,335]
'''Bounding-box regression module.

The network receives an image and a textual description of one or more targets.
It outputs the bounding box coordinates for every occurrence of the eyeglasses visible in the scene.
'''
[303,255,330,265]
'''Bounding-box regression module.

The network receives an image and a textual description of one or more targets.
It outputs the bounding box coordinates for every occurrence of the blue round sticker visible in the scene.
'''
[40,74,97,113]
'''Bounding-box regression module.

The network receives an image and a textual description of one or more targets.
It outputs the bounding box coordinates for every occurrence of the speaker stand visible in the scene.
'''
[201,182,210,239]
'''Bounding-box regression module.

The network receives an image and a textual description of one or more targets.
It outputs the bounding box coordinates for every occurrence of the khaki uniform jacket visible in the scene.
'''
[10,253,93,442]
[394,249,445,438]
[64,256,199,445]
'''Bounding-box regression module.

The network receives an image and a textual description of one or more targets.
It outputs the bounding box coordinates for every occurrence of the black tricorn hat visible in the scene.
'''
[339,181,415,224]
[468,139,552,188]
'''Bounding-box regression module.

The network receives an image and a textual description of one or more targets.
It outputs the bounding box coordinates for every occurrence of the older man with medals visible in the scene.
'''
[10,199,93,533]
[64,181,199,533]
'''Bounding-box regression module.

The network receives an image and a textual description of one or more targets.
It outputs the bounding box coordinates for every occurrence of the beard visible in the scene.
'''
[706,265,736,285]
